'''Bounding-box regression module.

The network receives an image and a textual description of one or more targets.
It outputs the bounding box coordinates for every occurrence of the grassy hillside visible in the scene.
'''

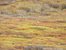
[0,0,66,50]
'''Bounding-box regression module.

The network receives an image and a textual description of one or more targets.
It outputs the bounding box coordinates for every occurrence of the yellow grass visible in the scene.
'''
[0,0,66,49]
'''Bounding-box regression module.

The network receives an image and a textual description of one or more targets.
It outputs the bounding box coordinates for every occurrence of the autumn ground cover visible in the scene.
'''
[0,0,66,50]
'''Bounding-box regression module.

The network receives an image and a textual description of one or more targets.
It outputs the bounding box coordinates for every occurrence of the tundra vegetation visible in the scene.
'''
[0,0,66,50]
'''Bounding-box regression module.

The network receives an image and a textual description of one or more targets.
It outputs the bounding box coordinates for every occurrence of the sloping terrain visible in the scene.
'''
[0,0,66,50]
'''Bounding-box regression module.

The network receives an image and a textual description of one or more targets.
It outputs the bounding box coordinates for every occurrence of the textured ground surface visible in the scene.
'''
[0,0,66,50]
